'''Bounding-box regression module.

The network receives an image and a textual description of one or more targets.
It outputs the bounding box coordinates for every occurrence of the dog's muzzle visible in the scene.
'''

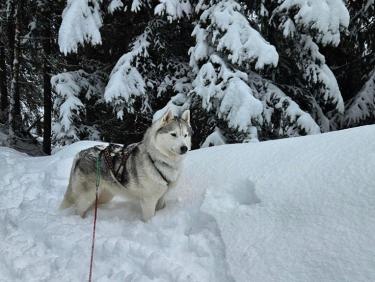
[180,146,188,154]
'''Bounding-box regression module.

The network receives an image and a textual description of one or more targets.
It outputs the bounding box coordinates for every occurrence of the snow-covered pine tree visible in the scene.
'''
[188,0,348,145]
[258,0,349,134]
[188,0,278,144]
[51,70,105,146]
[57,0,194,144]
[56,0,351,148]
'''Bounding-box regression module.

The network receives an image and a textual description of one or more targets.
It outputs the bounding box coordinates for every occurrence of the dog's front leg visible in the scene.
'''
[140,197,158,222]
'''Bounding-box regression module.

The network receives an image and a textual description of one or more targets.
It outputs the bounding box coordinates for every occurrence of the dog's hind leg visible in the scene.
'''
[75,182,96,218]
[60,182,75,210]
[140,197,158,222]
[60,157,79,210]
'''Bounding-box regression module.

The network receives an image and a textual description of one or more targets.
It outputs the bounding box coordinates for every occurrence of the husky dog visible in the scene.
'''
[60,110,192,221]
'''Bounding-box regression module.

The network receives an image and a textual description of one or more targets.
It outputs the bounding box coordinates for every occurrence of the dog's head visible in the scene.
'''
[154,109,192,157]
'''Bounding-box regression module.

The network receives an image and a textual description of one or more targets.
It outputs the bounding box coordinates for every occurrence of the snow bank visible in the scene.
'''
[1,126,375,281]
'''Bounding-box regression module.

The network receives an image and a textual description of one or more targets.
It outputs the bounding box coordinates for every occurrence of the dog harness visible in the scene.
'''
[100,143,138,184]
[99,143,170,186]
[147,154,170,184]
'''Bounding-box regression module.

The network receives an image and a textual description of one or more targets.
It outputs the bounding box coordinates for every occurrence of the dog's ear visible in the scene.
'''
[162,109,174,124]
[181,110,190,124]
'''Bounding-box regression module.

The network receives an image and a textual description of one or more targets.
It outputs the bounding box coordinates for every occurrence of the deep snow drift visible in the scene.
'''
[1,125,375,281]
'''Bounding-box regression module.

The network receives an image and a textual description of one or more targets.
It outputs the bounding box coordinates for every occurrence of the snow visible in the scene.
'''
[104,59,146,118]
[248,72,321,136]
[188,0,279,138]
[201,127,226,147]
[267,88,321,135]
[192,55,263,132]
[189,25,210,73]
[104,32,150,119]
[154,0,192,22]
[1,126,375,281]
[157,63,192,98]
[198,0,279,69]
[299,35,344,113]
[153,94,190,122]
[51,73,84,138]
[131,0,143,13]
[58,0,103,55]
[108,0,124,14]
[276,0,349,46]
[51,70,104,145]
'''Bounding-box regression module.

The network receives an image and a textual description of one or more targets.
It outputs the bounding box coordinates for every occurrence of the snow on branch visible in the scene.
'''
[298,35,344,113]
[345,69,375,126]
[157,64,192,98]
[198,0,278,69]
[108,0,124,13]
[192,54,263,132]
[249,72,321,136]
[104,31,150,119]
[189,25,211,72]
[153,93,191,122]
[188,0,279,136]
[154,0,192,21]
[201,127,226,147]
[59,0,103,55]
[275,0,350,46]
[263,84,321,135]
[130,0,144,12]
[51,70,104,144]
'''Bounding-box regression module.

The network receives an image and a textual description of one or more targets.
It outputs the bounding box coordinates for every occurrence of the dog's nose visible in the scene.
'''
[180,146,188,154]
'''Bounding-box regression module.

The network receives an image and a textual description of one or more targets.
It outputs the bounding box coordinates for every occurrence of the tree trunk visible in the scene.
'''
[8,1,21,145]
[0,46,8,122]
[42,21,52,155]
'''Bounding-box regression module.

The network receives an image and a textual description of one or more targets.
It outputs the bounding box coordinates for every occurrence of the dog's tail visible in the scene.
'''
[59,155,79,210]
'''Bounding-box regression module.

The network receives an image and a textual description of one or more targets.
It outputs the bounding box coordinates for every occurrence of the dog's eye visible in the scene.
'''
[171,133,177,137]
[184,134,187,137]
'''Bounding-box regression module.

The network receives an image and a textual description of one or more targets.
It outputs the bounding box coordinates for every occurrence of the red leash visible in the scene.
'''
[88,155,101,282]
[88,191,98,282]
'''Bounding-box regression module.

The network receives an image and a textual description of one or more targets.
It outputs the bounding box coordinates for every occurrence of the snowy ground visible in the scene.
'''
[1,125,375,282]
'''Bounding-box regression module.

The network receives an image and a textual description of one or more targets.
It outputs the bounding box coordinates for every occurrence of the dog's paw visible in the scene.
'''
[155,197,166,211]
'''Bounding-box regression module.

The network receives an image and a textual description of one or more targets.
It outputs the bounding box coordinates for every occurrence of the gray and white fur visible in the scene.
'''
[60,110,192,221]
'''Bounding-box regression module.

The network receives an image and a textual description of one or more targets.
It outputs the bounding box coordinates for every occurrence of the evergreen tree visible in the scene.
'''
[22,0,372,149]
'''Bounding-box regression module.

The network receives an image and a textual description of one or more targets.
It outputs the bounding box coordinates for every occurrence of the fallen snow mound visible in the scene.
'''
[1,125,375,281]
